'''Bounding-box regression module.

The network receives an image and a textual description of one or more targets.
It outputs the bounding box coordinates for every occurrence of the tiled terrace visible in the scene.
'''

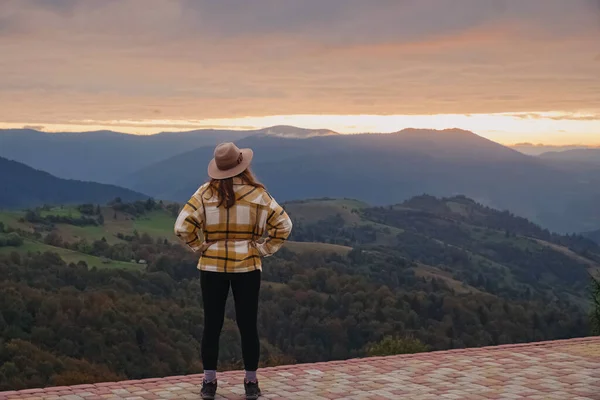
[1,336,598,399]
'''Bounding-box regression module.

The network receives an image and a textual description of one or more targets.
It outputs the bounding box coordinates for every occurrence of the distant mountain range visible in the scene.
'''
[2,126,600,233]
[538,148,600,164]
[511,143,600,156]
[0,126,335,184]
[119,128,600,233]
[0,156,146,208]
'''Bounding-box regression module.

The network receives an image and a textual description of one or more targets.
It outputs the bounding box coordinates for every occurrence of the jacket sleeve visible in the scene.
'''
[174,190,206,252]
[255,197,293,257]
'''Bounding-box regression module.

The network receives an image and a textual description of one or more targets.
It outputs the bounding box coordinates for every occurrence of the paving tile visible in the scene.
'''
[0,337,599,399]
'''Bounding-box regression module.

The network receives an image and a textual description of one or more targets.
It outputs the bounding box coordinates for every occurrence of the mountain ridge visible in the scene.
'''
[4,126,600,232]
[539,148,600,164]
[119,130,600,233]
[511,143,600,156]
[0,156,147,208]
[0,126,342,183]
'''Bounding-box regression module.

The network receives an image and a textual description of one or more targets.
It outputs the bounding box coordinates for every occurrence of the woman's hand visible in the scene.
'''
[198,241,215,254]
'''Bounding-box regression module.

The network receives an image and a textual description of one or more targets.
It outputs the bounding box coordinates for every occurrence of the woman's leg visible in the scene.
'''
[200,270,231,375]
[231,270,261,374]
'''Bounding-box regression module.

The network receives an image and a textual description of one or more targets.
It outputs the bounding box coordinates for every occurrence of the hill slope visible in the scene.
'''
[3,195,597,298]
[288,196,600,301]
[0,157,146,208]
[121,129,600,233]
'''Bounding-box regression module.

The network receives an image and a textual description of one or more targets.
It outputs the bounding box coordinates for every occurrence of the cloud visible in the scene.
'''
[0,0,599,124]
[507,112,600,121]
[22,125,45,131]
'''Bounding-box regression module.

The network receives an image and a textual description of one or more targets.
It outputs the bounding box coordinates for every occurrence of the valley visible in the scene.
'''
[0,195,598,389]
[1,126,600,391]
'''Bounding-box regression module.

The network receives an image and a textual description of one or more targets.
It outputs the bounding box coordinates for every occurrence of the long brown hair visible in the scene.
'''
[209,168,265,209]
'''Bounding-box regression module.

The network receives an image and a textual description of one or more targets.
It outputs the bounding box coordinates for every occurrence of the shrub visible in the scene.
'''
[365,335,429,357]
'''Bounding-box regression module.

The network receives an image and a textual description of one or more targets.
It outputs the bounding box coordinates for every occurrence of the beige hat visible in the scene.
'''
[207,142,254,179]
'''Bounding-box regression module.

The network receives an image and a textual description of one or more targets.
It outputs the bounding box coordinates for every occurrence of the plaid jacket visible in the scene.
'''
[174,178,293,273]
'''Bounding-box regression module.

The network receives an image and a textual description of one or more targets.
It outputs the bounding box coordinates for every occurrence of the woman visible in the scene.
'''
[174,142,292,400]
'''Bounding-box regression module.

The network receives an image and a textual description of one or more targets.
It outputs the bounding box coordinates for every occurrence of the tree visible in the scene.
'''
[43,232,63,247]
[78,204,96,215]
[145,198,157,211]
[591,274,600,335]
[0,233,23,247]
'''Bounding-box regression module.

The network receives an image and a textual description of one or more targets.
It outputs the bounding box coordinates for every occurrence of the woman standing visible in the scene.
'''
[174,142,292,400]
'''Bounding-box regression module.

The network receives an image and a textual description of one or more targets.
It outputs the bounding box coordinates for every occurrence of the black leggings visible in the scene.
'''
[200,270,261,371]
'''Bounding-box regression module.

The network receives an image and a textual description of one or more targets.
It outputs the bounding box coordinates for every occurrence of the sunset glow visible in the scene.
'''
[2,111,600,146]
[1,1,600,145]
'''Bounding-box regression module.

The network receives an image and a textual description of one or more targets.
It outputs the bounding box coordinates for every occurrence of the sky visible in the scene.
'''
[1,0,599,145]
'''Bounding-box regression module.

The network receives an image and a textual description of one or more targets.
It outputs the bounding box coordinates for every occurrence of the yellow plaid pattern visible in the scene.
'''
[174,179,293,273]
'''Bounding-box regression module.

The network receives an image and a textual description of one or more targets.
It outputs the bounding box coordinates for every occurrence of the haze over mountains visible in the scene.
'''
[0,128,252,183]
[0,126,340,183]
[538,148,600,165]
[1,126,599,234]
[509,144,599,156]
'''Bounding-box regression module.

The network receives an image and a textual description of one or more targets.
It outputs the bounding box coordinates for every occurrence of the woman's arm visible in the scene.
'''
[255,197,293,257]
[174,191,206,252]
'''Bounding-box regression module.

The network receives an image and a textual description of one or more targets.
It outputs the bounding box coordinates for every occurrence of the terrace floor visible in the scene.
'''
[1,336,599,399]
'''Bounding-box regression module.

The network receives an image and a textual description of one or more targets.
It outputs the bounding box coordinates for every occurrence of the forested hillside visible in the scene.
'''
[0,195,597,390]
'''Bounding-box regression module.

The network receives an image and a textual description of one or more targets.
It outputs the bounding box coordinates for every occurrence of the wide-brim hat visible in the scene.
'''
[207,142,254,179]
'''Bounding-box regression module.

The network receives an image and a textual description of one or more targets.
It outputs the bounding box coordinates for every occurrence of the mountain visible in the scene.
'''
[0,126,339,185]
[120,129,600,233]
[584,229,600,245]
[0,128,255,184]
[539,148,600,164]
[0,156,146,208]
[4,126,600,233]
[511,143,596,156]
